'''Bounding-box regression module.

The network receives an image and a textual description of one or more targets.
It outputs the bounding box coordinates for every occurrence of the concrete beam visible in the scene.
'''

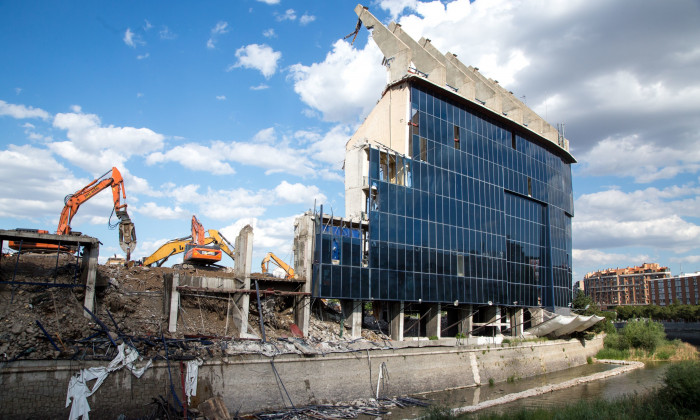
[82,243,99,319]
[389,23,445,85]
[168,272,180,332]
[389,301,404,341]
[293,214,314,337]
[233,225,254,338]
[445,54,498,110]
[419,38,474,99]
[355,4,412,83]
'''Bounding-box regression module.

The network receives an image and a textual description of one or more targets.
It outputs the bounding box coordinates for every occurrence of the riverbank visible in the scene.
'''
[448,360,644,415]
[450,360,700,420]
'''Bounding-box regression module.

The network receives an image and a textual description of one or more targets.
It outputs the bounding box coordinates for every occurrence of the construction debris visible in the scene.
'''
[0,253,389,364]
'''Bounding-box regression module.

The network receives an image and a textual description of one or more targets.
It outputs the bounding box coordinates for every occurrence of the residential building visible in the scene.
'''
[649,272,700,306]
[582,263,670,309]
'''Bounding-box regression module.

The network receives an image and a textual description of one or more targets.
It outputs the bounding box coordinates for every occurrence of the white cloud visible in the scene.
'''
[143,20,153,31]
[14,87,22,95]
[379,0,418,19]
[0,100,50,120]
[159,26,176,40]
[308,124,353,165]
[50,109,164,173]
[137,53,150,60]
[146,143,236,175]
[256,0,280,4]
[262,28,276,38]
[123,28,144,48]
[137,202,190,219]
[578,135,700,183]
[274,181,327,204]
[276,9,297,21]
[300,13,316,25]
[207,21,229,49]
[220,215,298,261]
[574,186,700,252]
[230,44,281,78]
[216,95,226,100]
[289,40,385,123]
[250,83,269,90]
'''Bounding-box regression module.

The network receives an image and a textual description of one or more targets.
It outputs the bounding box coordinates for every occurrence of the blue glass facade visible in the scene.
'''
[314,82,574,309]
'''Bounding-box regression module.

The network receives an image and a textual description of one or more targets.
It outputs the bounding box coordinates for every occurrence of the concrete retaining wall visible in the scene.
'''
[0,336,603,418]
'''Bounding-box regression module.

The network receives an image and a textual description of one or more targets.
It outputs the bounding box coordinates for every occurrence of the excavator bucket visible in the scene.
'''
[116,209,137,260]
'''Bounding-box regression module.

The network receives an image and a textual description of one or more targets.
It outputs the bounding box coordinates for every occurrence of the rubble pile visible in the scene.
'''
[0,253,389,364]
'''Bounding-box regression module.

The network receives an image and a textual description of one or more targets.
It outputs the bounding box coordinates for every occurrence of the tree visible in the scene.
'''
[572,290,597,313]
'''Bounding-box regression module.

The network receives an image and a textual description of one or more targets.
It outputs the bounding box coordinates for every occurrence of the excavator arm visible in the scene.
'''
[261,252,295,279]
[207,229,235,262]
[57,167,137,259]
[142,235,216,267]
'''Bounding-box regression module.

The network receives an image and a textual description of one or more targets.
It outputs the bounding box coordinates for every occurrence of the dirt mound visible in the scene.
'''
[0,252,387,363]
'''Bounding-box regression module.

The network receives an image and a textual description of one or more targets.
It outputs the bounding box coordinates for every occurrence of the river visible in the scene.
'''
[381,362,670,418]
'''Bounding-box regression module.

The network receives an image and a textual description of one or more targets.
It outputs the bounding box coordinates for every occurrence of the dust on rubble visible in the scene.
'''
[0,252,387,362]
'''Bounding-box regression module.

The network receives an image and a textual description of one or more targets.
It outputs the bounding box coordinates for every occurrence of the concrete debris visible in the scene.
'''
[0,253,390,364]
[198,396,231,420]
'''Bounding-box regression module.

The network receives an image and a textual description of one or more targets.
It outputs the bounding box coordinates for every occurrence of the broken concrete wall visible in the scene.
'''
[0,336,603,418]
[293,214,314,336]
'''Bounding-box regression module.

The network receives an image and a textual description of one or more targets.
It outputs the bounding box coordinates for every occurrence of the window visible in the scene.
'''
[511,132,517,149]
[527,177,532,197]
[420,137,427,161]
[454,125,460,150]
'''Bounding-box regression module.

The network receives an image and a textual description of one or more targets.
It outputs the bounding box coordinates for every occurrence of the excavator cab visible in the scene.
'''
[182,215,222,265]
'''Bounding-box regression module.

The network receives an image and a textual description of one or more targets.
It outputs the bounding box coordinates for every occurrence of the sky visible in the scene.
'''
[1,0,700,282]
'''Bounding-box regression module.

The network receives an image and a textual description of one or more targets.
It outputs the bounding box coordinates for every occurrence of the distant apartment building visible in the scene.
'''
[583,263,670,308]
[649,272,700,306]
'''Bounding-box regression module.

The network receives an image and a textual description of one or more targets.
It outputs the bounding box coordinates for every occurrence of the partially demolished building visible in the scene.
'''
[296,5,576,340]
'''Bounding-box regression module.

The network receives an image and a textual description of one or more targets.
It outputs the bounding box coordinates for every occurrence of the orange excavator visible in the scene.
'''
[9,167,137,259]
[183,215,223,265]
[260,252,295,280]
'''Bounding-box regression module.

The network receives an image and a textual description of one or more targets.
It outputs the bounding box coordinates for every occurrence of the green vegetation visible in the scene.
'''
[586,356,593,364]
[488,378,495,387]
[455,332,466,339]
[423,361,700,419]
[429,335,439,340]
[596,319,698,361]
[615,303,700,322]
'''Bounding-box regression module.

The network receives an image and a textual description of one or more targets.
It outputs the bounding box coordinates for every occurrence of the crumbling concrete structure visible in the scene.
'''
[298,5,577,341]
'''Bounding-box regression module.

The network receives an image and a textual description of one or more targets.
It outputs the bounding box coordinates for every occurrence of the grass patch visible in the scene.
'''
[586,356,593,364]
[596,347,630,360]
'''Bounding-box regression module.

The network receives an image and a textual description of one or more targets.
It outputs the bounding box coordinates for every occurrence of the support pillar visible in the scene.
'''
[458,305,473,337]
[82,244,99,319]
[424,303,441,339]
[510,308,524,337]
[168,272,180,332]
[233,225,254,338]
[341,300,363,339]
[389,301,404,341]
[293,214,314,337]
[530,307,544,325]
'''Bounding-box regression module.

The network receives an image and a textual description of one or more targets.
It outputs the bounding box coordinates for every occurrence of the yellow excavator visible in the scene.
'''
[141,216,234,267]
[260,252,295,280]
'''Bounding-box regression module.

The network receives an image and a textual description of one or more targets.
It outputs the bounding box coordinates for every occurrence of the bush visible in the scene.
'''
[622,320,665,353]
[604,331,629,351]
[659,360,700,412]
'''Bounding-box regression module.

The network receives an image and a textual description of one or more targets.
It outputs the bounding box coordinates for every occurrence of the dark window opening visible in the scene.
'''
[454,125,460,150]
[527,177,532,197]
[511,132,517,149]
[420,137,428,161]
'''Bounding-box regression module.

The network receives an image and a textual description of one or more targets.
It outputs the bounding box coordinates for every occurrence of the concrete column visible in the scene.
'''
[168,272,180,333]
[481,305,501,336]
[530,307,544,325]
[510,308,524,337]
[458,305,473,337]
[233,225,253,338]
[293,214,314,337]
[340,300,363,339]
[389,301,404,341]
[424,303,441,339]
[82,244,99,319]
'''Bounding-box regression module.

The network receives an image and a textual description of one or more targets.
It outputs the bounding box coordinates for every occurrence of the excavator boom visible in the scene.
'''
[9,167,137,259]
[261,252,295,279]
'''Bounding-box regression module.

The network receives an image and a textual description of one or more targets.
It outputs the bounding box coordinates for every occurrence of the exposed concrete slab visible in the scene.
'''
[389,23,446,85]
[355,5,411,83]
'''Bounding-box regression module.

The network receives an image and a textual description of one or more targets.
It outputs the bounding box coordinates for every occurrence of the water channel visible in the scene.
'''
[381,362,670,418]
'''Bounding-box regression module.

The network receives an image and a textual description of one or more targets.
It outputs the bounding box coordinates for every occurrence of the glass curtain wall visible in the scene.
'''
[313,84,573,308]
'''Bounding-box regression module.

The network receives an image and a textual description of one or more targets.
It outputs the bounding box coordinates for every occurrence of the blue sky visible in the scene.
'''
[2,0,700,282]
